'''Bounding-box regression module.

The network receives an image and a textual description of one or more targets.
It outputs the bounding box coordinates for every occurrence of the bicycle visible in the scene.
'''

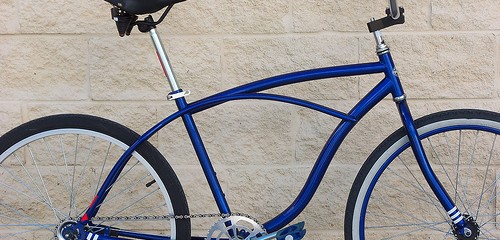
[0,0,498,239]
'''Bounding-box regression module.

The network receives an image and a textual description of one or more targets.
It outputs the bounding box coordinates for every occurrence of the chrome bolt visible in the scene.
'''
[464,228,472,237]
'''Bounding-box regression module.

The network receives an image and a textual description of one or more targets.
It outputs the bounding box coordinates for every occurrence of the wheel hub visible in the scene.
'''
[454,215,479,240]
[56,220,80,240]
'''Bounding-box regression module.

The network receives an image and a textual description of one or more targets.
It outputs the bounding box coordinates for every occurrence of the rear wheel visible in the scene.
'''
[0,114,190,239]
[345,109,500,239]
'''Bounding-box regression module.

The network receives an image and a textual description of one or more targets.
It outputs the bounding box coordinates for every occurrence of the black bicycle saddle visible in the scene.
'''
[104,0,186,15]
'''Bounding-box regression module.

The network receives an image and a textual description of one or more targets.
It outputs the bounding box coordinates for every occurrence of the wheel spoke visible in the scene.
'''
[349,110,500,239]
[476,135,496,219]
[0,115,187,238]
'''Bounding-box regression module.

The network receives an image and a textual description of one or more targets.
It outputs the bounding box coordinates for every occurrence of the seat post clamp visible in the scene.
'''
[167,90,191,101]
[393,94,406,103]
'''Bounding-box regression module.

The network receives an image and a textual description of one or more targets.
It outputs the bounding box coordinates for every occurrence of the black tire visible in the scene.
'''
[345,109,500,239]
[0,114,190,239]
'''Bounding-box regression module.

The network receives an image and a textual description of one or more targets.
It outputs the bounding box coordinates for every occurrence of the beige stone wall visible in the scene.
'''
[0,0,499,238]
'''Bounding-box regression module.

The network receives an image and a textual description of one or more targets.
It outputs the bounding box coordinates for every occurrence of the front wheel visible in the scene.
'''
[345,109,500,239]
[0,114,190,239]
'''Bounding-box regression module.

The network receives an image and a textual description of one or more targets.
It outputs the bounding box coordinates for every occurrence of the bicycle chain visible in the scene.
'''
[90,212,265,231]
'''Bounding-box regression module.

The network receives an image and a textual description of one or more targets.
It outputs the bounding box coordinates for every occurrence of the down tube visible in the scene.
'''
[263,77,394,233]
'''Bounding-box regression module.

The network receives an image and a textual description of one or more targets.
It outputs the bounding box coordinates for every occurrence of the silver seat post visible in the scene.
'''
[149,28,180,92]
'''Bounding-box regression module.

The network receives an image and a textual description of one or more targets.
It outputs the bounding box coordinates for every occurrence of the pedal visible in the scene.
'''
[275,222,306,240]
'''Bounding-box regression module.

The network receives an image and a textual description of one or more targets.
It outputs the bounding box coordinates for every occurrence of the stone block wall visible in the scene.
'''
[0,0,499,238]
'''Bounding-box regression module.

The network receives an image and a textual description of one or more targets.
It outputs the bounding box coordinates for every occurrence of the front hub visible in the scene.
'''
[454,215,479,240]
[56,220,80,240]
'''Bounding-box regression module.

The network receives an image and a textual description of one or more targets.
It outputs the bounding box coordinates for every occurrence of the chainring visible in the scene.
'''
[206,216,265,240]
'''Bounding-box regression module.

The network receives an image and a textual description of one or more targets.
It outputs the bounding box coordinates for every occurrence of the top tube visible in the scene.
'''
[209,62,386,99]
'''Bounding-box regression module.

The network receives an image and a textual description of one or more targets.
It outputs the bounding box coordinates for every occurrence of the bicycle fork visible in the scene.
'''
[396,100,476,238]
[374,29,477,239]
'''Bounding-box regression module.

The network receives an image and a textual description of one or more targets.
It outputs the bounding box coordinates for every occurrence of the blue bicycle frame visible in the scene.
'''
[79,27,469,240]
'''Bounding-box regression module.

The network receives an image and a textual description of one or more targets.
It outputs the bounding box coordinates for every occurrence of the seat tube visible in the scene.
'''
[175,97,232,214]
[150,27,231,214]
